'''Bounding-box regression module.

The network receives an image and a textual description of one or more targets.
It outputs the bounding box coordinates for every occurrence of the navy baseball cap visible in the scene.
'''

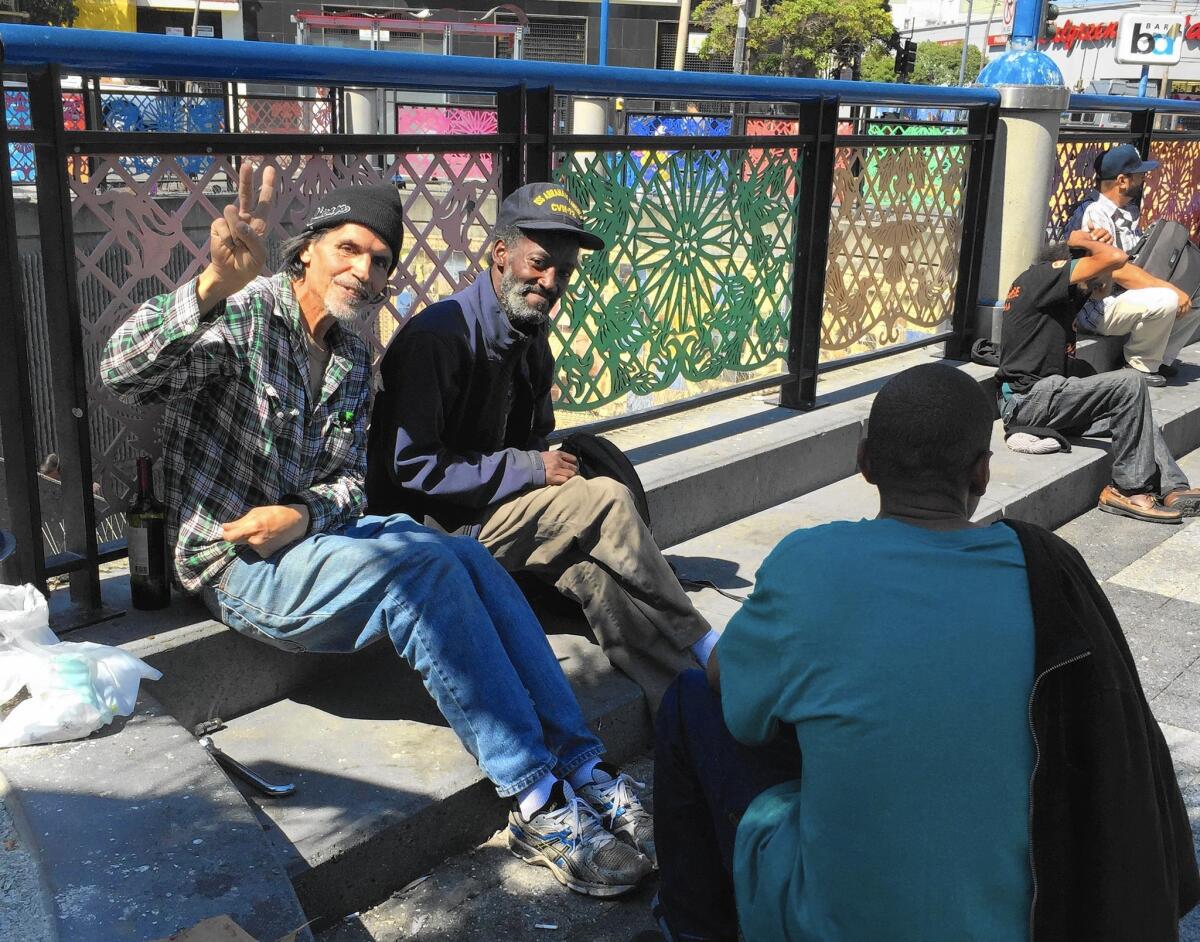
[1095,144,1159,180]
[496,183,605,251]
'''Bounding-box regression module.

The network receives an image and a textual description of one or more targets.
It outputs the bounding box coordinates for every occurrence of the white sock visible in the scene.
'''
[567,758,611,790]
[517,771,558,820]
[689,629,720,667]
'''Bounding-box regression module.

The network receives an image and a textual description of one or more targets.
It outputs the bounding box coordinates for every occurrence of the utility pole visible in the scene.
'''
[673,0,692,71]
[957,0,975,85]
[732,0,748,73]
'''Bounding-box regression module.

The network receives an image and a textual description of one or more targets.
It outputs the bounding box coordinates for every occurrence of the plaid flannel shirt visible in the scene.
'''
[101,272,372,593]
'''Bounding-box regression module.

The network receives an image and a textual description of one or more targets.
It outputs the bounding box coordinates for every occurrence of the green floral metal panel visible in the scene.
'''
[553,145,802,413]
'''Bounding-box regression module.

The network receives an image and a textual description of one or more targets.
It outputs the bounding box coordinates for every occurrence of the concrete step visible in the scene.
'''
[67,348,972,732]
[671,346,1200,604]
[0,693,312,942]
[209,345,1200,927]
[206,632,650,926]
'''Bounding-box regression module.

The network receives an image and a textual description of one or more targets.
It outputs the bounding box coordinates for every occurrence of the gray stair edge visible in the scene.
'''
[669,345,1200,607]
[631,357,996,548]
[213,635,653,924]
[0,693,313,942]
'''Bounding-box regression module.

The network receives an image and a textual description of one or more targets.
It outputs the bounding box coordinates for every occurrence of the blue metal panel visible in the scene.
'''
[1069,93,1200,115]
[0,25,1000,108]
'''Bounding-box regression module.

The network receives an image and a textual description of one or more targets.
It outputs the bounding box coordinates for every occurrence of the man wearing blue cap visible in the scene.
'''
[1071,144,1200,385]
[367,182,721,713]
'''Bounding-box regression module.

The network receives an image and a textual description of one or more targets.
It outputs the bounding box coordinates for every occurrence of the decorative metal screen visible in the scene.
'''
[1046,139,1110,241]
[393,105,497,180]
[627,115,732,137]
[552,145,802,421]
[238,94,334,135]
[68,151,499,508]
[1144,138,1200,242]
[822,141,969,356]
[6,89,86,183]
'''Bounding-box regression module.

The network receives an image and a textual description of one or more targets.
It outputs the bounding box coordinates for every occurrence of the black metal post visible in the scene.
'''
[496,85,525,197]
[780,96,839,410]
[1130,106,1154,160]
[944,100,1000,361]
[28,65,101,611]
[525,84,554,185]
[0,74,49,593]
[83,76,102,183]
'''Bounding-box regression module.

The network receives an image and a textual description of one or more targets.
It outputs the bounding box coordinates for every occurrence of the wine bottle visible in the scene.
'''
[127,455,170,610]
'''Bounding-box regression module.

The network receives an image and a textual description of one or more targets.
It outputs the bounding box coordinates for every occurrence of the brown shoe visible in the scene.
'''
[1163,488,1200,516]
[1098,485,1183,524]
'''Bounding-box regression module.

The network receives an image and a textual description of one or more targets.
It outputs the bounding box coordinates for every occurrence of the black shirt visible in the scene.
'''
[996,260,1080,395]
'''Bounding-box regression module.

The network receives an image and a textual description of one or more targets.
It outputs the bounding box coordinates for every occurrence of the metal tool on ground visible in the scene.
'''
[196,725,296,798]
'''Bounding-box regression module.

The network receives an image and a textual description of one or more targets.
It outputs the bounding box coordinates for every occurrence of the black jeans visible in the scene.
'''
[653,670,803,941]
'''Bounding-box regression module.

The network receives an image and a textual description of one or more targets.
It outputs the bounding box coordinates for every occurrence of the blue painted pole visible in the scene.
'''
[976,0,1063,86]
[598,0,610,66]
[1138,64,1150,97]
[1010,0,1042,47]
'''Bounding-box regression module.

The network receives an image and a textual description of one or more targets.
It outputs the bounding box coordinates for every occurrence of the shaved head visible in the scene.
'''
[862,364,994,494]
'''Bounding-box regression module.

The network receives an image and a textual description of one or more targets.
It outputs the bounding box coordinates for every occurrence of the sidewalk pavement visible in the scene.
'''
[322,446,1200,942]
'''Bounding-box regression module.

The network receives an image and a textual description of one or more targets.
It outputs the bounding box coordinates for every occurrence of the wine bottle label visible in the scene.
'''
[129,526,150,577]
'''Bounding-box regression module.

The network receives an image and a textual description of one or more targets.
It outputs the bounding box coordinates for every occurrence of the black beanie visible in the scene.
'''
[301,183,405,272]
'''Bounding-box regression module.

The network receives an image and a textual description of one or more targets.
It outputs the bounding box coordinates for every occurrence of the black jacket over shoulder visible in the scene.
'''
[1004,519,1199,940]
[366,275,555,533]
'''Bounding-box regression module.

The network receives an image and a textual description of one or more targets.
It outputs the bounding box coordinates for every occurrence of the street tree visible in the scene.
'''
[860,39,985,84]
[692,0,894,78]
[20,0,77,26]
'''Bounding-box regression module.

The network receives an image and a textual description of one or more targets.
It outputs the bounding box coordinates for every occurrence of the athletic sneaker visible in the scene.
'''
[576,762,657,868]
[506,780,652,897]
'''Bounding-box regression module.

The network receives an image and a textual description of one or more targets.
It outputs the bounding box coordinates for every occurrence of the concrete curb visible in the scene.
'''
[0,694,313,942]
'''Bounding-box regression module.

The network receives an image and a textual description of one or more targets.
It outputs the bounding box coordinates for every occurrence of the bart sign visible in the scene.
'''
[1116,13,1186,65]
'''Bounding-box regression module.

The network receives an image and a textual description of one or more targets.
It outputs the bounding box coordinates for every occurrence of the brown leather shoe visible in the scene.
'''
[1098,485,1183,524]
[1163,488,1200,516]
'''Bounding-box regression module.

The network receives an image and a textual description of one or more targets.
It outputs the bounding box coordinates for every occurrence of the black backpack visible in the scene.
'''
[558,431,652,533]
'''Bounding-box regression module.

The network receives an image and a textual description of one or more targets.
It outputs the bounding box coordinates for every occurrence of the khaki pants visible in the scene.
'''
[478,475,711,712]
[1098,288,1200,373]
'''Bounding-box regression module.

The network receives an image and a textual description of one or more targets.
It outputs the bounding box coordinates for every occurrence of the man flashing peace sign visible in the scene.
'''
[101,168,655,897]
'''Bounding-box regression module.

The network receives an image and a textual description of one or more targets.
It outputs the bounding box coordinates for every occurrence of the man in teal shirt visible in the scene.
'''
[645,362,1196,941]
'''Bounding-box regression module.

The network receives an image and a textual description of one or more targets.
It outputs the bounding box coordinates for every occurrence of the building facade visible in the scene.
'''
[904,0,1200,98]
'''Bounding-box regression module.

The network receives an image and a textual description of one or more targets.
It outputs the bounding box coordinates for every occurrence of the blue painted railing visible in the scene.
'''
[0,24,998,107]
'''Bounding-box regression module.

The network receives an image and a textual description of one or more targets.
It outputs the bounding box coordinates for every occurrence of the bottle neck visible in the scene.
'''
[136,458,153,499]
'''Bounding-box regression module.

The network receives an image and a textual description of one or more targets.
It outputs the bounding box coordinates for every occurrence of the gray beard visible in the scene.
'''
[324,281,371,325]
[498,269,552,329]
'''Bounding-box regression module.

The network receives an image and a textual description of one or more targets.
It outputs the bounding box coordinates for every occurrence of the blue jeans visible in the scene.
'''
[202,514,604,797]
[654,670,803,941]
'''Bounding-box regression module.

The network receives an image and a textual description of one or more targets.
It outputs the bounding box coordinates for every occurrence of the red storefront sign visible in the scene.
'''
[1044,15,1200,53]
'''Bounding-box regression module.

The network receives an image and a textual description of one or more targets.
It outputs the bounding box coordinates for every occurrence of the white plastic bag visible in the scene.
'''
[0,583,161,748]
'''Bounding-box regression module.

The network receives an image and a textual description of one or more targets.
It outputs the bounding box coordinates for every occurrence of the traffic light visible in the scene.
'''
[894,39,918,79]
[1042,1,1059,39]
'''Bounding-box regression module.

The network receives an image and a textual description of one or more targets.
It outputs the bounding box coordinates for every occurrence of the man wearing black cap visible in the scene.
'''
[102,168,656,895]
[1069,144,1200,385]
[367,183,720,717]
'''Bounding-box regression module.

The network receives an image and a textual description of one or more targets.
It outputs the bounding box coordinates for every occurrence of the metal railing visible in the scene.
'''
[1050,94,1200,243]
[0,25,999,616]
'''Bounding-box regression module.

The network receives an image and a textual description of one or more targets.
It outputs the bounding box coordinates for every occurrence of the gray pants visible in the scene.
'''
[477,475,710,713]
[1003,371,1188,496]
